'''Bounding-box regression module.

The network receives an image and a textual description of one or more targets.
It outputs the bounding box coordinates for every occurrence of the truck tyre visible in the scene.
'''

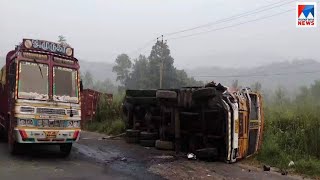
[195,148,218,161]
[155,140,174,150]
[60,143,72,157]
[126,129,140,137]
[140,139,156,147]
[126,97,157,105]
[125,136,139,144]
[0,128,8,142]
[9,141,23,155]
[192,88,217,100]
[126,90,157,97]
[156,90,177,99]
[140,131,158,140]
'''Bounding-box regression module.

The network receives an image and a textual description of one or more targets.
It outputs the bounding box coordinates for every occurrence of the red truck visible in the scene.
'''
[0,39,82,156]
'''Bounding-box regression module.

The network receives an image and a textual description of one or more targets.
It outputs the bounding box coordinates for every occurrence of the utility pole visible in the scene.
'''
[159,35,164,89]
[159,61,163,88]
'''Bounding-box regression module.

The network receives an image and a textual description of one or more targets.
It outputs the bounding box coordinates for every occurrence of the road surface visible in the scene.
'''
[0,131,308,180]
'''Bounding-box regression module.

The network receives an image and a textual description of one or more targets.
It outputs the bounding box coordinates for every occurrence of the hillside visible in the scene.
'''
[1,55,320,92]
[186,59,320,93]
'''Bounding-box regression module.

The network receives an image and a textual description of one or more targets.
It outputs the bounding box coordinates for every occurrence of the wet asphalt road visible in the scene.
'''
[0,139,162,180]
[0,131,308,180]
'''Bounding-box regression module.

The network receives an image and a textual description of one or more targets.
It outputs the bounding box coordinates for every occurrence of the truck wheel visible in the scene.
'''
[192,88,217,100]
[156,90,177,99]
[9,141,22,155]
[140,139,156,147]
[195,148,218,161]
[155,140,174,150]
[0,128,8,142]
[125,136,139,144]
[60,143,72,157]
[140,131,158,140]
[126,129,140,137]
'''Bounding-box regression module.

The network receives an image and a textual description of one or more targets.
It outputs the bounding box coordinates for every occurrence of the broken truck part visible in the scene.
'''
[122,82,264,163]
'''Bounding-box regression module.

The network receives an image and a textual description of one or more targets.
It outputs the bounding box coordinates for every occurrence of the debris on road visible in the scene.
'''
[288,161,295,167]
[187,153,197,160]
[263,165,271,171]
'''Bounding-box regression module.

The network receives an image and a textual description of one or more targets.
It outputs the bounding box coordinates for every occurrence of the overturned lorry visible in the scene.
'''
[122,82,264,163]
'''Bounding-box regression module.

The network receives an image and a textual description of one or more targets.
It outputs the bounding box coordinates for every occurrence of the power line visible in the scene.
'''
[193,70,320,78]
[129,0,295,57]
[167,8,294,41]
[163,0,295,37]
[128,38,157,57]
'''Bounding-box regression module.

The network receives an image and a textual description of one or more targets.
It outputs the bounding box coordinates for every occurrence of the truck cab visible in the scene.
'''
[0,39,81,156]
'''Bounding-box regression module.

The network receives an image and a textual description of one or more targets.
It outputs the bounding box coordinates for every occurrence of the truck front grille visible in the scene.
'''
[36,108,66,115]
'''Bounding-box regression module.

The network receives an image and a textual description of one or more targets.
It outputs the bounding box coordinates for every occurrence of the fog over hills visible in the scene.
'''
[1,56,320,93]
[186,59,320,93]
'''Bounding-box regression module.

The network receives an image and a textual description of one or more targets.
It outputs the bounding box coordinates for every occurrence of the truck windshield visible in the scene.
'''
[53,67,78,103]
[18,61,49,100]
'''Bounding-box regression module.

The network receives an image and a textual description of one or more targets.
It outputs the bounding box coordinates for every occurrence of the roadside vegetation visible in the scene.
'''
[84,93,126,135]
[257,81,320,177]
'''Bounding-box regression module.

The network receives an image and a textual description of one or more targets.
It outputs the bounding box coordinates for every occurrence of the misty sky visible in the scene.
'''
[0,0,319,69]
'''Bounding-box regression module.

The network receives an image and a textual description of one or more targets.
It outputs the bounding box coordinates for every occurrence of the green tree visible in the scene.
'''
[112,54,132,87]
[127,55,149,89]
[251,81,262,92]
[148,40,175,89]
[310,80,320,100]
[83,71,94,89]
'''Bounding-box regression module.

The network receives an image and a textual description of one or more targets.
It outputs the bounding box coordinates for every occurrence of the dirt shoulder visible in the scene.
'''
[75,131,308,180]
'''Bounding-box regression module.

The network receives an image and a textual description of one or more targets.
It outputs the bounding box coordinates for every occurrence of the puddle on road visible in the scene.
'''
[73,143,120,163]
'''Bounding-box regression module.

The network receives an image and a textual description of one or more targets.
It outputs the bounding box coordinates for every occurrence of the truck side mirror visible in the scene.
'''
[80,80,83,92]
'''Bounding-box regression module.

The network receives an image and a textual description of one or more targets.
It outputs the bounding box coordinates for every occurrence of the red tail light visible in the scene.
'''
[73,130,79,140]
[19,130,28,141]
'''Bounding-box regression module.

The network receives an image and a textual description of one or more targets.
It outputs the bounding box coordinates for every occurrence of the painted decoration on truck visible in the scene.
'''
[22,39,74,57]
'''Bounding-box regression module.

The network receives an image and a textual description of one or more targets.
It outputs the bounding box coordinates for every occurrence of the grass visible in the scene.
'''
[256,83,320,178]
[83,92,126,135]
[85,118,126,135]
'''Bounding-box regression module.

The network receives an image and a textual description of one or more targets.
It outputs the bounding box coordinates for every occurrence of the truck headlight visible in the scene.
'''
[67,121,80,128]
[18,119,26,126]
[26,119,34,127]
[73,121,80,128]
[18,119,34,127]
[67,121,74,128]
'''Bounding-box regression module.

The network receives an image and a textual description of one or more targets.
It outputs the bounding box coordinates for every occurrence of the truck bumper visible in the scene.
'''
[13,128,81,143]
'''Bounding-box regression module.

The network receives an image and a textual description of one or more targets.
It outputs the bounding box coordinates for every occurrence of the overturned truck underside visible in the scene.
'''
[122,82,264,163]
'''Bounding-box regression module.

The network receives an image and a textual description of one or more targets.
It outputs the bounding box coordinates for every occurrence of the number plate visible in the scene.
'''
[44,131,58,138]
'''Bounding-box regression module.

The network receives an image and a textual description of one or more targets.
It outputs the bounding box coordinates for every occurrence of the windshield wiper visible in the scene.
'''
[33,59,44,78]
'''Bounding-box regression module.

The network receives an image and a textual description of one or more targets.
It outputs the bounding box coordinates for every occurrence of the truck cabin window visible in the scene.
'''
[18,61,48,100]
[53,67,78,103]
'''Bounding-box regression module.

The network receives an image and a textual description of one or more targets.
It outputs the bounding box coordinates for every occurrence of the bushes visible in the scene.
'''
[84,93,126,135]
[257,84,320,177]
[85,119,125,135]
